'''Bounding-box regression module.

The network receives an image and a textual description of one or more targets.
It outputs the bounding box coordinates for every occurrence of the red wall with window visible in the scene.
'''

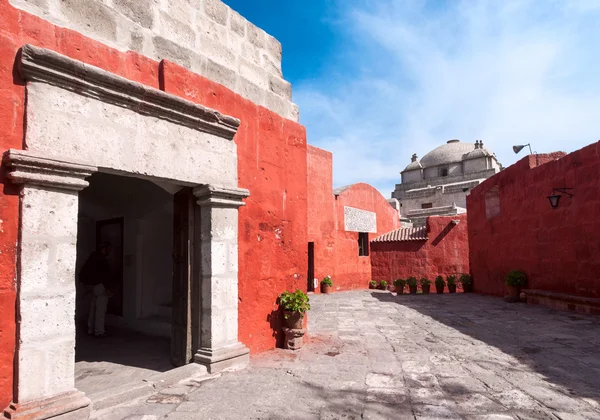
[467,142,600,298]
[307,145,400,292]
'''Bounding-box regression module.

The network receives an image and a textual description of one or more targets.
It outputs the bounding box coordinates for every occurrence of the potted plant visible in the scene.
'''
[321,276,333,294]
[379,280,388,290]
[369,280,377,289]
[505,270,527,303]
[394,278,406,295]
[407,277,418,294]
[459,274,473,293]
[435,276,445,294]
[279,289,311,329]
[420,278,432,294]
[447,275,457,293]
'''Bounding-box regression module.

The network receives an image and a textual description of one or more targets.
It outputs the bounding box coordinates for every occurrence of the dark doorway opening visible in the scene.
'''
[307,242,315,292]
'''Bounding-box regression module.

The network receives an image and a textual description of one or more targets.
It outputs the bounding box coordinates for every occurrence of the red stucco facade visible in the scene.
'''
[370,214,469,288]
[0,0,308,405]
[307,145,400,292]
[467,142,600,298]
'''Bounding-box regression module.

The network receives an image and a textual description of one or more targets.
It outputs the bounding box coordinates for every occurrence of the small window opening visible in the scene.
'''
[358,232,369,256]
[440,168,449,177]
[421,203,433,209]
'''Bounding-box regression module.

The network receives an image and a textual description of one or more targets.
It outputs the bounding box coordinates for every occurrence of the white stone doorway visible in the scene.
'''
[3,44,250,420]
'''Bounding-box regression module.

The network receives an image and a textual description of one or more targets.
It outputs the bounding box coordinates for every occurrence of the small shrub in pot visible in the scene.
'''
[394,278,406,295]
[369,280,377,289]
[447,275,457,293]
[459,274,473,293]
[420,278,432,294]
[321,276,333,294]
[505,270,527,303]
[407,277,418,294]
[279,289,311,329]
[435,276,445,294]
[379,280,388,290]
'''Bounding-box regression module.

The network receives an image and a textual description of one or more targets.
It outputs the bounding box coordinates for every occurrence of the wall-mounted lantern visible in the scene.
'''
[547,188,573,209]
[513,144,532,155]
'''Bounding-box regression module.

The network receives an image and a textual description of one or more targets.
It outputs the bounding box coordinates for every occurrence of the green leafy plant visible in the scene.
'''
[420,278,432,286]
[407,277,418,287]
[446,275,456,285]
[505,270,527,287]
[279,290,311,318]
[393,278,406,288]
[435,276,445,287]
[379,280,388,289]
[459,274,472,285]
[321,276,333,287]
[369,280,377,288]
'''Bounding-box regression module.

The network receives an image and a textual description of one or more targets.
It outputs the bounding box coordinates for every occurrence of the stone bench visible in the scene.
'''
[522,289,600,316]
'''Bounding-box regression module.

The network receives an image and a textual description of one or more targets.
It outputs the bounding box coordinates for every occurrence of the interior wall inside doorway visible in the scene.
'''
[76,173,178,337]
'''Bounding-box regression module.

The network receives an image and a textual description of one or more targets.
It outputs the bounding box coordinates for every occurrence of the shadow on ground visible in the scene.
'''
[372,292,600,403]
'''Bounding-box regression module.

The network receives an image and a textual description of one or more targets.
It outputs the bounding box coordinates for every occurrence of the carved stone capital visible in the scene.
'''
[19,44,240,140]
[3,149,97,191]
[193,185,250,208]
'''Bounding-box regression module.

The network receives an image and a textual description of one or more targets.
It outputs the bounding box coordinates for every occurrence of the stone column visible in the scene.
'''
[192,185,250,373]
[3,149,96,420]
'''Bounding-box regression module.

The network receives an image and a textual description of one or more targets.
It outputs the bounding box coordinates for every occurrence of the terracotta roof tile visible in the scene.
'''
[371,226,428,242]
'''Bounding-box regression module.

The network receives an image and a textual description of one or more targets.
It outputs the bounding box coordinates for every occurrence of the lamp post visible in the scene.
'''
[513,144,533,155]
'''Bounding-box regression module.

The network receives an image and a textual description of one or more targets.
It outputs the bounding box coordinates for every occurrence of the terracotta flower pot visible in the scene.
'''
[448,284,457,293]
[369,283,376,289]
[409,285,417,294]
[422,285,431,294]
[462,283,473,293]
[505,285,521,303]
[396,286,404,295]
[435,285,444,294]
[321,284,332,294]
[284,311,304,329]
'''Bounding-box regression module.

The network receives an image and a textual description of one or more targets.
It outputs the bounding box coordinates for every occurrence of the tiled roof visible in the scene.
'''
[371,226,428,242]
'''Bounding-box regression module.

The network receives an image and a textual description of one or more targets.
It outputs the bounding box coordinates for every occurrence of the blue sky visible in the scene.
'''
[223,0,600,196]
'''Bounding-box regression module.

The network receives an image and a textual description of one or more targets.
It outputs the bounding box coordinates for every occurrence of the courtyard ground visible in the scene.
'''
[94,291,600,420]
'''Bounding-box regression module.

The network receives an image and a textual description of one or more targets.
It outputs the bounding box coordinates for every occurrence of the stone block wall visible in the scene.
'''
[307,145,401,292]
[9,0,298,121]
[467,143,600,298]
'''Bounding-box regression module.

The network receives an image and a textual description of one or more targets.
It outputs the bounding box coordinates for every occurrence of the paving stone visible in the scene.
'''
[96,291,600,419]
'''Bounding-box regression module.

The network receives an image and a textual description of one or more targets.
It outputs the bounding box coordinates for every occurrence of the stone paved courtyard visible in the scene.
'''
[94,291,600,419]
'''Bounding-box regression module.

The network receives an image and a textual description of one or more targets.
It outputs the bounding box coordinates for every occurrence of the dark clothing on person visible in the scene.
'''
[80,251,113,287]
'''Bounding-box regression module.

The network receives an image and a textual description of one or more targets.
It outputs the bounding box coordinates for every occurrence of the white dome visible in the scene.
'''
[420,140,475,167]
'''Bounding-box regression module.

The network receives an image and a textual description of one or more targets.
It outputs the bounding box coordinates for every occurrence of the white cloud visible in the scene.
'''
[295,0,600,196]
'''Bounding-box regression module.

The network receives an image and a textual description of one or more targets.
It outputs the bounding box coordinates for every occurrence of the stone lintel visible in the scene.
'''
[194,342,249,373]
[3,149,97,191]
[194,185,250,208]
[19,44,241,140]
[4,389,91,420]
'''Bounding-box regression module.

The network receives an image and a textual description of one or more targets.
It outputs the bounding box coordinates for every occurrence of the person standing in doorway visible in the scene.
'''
[80,241,115,337]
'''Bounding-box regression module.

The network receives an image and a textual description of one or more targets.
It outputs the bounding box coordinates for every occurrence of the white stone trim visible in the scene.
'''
[19,44,240,140]
[194,185,250,208]
[3,149,97,191]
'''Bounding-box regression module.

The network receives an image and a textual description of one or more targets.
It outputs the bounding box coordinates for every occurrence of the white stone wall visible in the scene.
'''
[10,0,298,121]
[343,207,377,233]
[401,169,422,184]
[26,82,238,187]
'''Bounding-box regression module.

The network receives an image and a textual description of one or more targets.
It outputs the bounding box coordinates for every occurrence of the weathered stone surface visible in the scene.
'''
[10,0,300,120]
[269,76,292,100]
[98,291,600,419]
[344,206,377,233]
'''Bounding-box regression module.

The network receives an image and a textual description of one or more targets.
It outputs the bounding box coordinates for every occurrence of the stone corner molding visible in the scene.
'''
[18,44,241,140]
[194,185,250,208]
[3,149,97,191]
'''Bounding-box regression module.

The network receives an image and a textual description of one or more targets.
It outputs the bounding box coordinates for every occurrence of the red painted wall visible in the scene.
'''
[307,146,400,292]
[467,142,600,298]
[0,0,308,404]
[371,214,469,287]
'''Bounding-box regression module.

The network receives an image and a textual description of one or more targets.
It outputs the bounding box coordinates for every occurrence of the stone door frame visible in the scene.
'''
[3,45,249,420]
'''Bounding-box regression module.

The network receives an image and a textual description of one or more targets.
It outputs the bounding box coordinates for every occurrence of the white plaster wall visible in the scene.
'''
[402,169,422,183]
[26,82,237,187]
[10,0,298,120]
[464,157,488,174]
